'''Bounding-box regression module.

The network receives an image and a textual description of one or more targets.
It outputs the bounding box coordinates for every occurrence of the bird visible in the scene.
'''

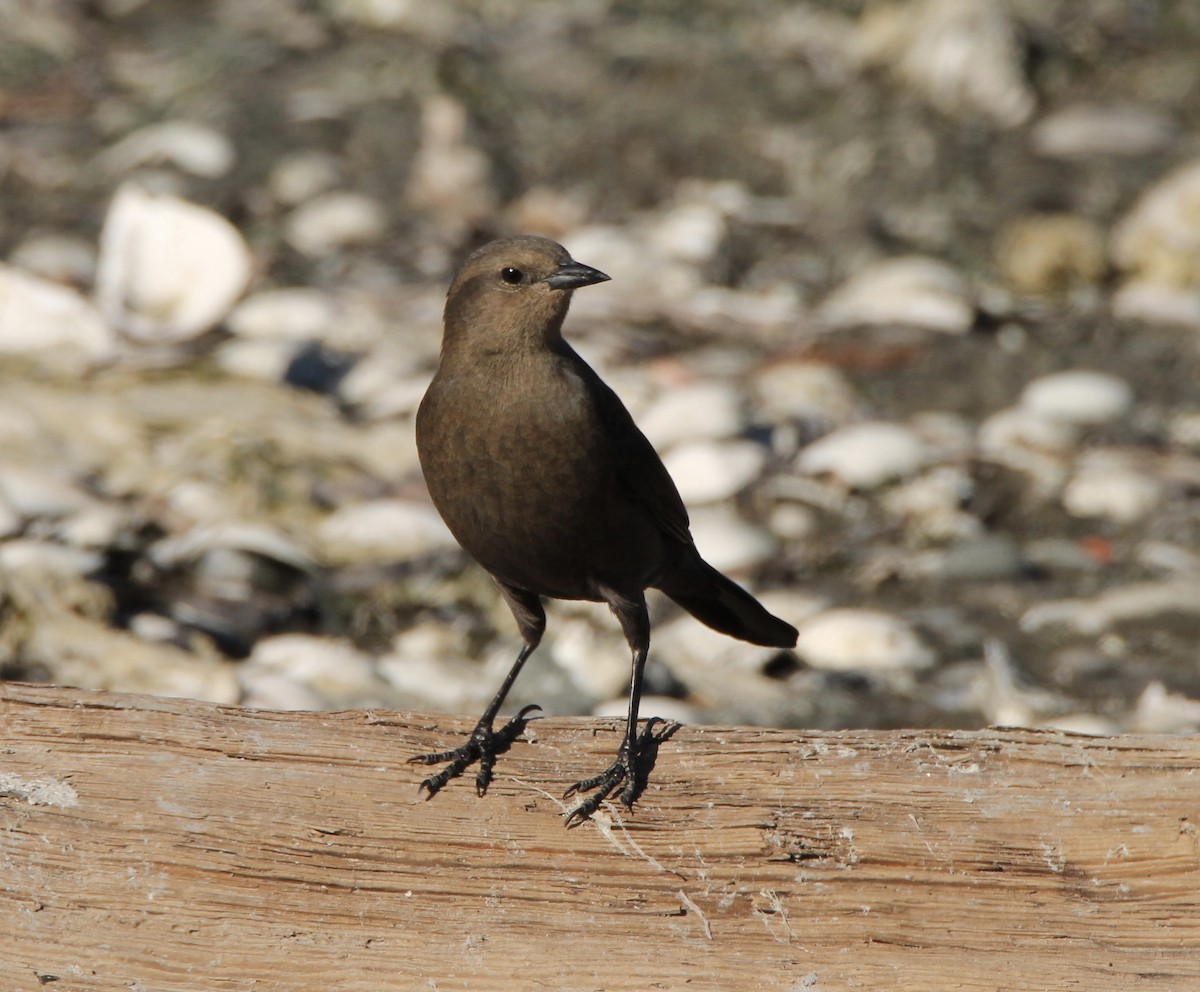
[412,235,797,826]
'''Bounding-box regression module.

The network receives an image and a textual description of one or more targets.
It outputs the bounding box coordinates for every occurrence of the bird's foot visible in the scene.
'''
[562,719,668,828]
[409,704,541,800]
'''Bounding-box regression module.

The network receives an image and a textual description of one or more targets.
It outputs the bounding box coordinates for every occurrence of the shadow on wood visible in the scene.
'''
[2,682,1198,990]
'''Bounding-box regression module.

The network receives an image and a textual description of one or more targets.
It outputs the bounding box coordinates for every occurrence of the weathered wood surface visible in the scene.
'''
[2,682,1198,991]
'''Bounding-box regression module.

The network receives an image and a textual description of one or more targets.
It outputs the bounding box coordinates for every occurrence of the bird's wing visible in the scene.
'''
[587,370,694,548]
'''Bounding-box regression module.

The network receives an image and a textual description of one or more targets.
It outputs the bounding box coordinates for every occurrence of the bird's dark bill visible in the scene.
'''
[545,261,610,290]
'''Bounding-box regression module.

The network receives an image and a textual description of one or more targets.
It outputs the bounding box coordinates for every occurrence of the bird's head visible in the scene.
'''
[442,235,609,354]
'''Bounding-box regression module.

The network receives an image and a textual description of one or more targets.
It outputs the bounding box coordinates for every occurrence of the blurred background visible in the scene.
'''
[2,0,1200,736]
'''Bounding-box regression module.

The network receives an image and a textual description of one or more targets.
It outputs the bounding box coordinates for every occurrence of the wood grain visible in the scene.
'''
[2,682,1198,991]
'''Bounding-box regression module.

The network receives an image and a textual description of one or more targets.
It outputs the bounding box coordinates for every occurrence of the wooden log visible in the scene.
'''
[2,682,1198,990]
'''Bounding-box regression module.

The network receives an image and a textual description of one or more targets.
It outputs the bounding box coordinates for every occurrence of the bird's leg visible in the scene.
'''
[564,591,651,827]
[409,585,545,800]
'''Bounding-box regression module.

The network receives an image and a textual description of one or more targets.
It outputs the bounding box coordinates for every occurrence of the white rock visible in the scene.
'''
[753,360,862,426]
[1111,157,1200,287]
[638,382,745,450]
[149,522,313,573]
[977,405,1079,455]
[1169,411,1200,449]
[798,422,927,488]
[882,466,981,541]
[676,282,804,333]
[98,120,236,179]
[213,338,298,382]
[1112,280,1200,329]
[55,504,124,549]
[0,467,91,519]
[268,151,341,206]
[0,497,19,538]
[688,506,778,574]
[592,695,698,724]
[1062,461,1161,524]
[1131,681,1200,734]
[285,191,387,257]
[648,202,726,265]
[0,265,116,361]
[859,0,1034,127]
[227,288,337,340]
[242,634,378,707]
[405,94,496,238]
[317,499,456,565]
[663,439,767,505]
[1021,579,1200,636]
[96,184,253,342]
[1020,370,1133,426]
[1032,103,1174,159]
[795,608,934,672]
[378,622,486,711]
[9,232,95,285]
[549,615,631,701]
[0,538,103,579]
[818,255,973,333]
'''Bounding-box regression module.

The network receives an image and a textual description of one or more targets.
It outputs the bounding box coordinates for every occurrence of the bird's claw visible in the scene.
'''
[563,749,639,828]
[409,704,541,800]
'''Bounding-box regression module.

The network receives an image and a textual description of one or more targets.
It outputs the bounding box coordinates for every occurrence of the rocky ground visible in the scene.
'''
[3,0,1200,737]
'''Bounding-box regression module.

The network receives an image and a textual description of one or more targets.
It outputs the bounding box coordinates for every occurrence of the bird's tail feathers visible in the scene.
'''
[657,561,797,648]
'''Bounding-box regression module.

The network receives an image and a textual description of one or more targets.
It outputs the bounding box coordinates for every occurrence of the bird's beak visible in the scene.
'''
[544,260,611,291]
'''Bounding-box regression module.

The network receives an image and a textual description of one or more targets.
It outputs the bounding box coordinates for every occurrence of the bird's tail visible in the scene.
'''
[657,559,797,648]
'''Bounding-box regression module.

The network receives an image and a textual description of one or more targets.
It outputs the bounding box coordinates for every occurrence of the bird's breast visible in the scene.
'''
[417,357,653,598]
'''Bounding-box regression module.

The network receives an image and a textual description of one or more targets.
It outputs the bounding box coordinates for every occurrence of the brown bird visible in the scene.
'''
[413,235,797,826]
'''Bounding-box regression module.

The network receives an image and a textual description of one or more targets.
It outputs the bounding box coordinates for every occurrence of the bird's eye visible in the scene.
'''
[500,266,524,285]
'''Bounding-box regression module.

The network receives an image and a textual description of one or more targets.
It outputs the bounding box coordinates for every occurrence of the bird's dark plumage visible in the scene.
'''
[413,235,797,824]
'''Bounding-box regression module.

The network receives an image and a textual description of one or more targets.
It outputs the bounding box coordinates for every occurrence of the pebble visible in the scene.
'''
[95,184,253,342]
[881,466,981,542]
[227,288,338,341]
[1031,103,1175,159]
[977,405,1079,457]
[0,467,92,520]
[316,499,457,566]
[794,608,934,673]
[377,622,491,711]
[547,614,632,702]
[268,151,341,206]
[213,338,300,382]
[662,439,767,505]
[1111,280,1200,329]
[818,255,974,333]
[1019,370,1134,426]
[241,633,380,708]
[638,381,745,450]
[0,265,116,364]
[405,95,496,242]
[1021,579,1200,636]
[1110,157,1200,288]
[798,421,927,488]
[1131,681,1200,734]
[753,361,862,429]
[97,120,236,179]
[284,191,387,257]
[8,232,96,286]
[995,214,1106,296]
[592,694,699,724]
[859,0,1034,127]
[935,534,1025,582]
[1169,411,1200,449]
[1061,460,1162,524]
[647,201,726,265]
[687,506,778,574]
